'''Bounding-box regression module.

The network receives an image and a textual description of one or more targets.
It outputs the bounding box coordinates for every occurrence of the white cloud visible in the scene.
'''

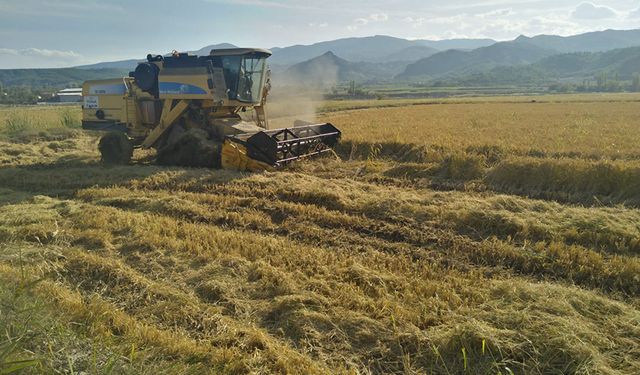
[205,0,312,10]
[429,15,466,25]
[525,15,586,35]
[0,0,124,18]
[347,12,388,30]
[0,48,80,58]
[415,30,473,41]
[0,47,83,68]
[413,11,590,42]
[0,48,19,55]
[571,3,617,19]
[404,16,425,28]
[477,8,515,18]
[2,0,640,62]
[369,13,388,22]
[26,48,80,58]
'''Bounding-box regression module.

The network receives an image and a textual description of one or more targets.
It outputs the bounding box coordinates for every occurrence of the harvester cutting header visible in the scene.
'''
[81,48,340,170]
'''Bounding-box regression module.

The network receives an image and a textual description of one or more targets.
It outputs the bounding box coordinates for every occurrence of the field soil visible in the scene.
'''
[0,95,639,374]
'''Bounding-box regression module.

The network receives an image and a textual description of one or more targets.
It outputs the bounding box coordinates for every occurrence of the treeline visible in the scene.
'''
[0,66,131,104]
[414,68,640,94]
[0,67,129,104]
[548,73,640,93]
[0,68,126,88]
[428,65,551,87]
[0,84,58,105]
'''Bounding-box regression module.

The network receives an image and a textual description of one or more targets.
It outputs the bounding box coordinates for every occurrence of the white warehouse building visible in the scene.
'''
[56,88,83,103]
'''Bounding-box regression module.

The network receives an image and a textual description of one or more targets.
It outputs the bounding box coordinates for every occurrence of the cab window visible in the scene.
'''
[236,56,266,103]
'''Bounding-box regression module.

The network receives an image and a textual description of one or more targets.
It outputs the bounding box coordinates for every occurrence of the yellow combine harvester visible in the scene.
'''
[81,48,340,171]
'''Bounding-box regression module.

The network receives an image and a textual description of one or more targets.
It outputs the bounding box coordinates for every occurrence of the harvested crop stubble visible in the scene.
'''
[0,96,639,374]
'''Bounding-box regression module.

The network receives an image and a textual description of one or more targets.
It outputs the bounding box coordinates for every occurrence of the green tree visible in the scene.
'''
[577,79,591,92]
[596,72,608,91]
[632,74,640,92]
[348,81,356,96]
[606,80,622,92]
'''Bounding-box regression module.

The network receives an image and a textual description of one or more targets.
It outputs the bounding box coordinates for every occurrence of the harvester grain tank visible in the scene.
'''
[81,48,340,170]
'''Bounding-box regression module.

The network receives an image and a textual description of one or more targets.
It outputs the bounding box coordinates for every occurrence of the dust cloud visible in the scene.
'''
[264,57,339,129]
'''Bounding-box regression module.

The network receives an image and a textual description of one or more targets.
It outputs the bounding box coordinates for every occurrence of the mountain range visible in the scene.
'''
[283,29,640,84]
[514,29,640,53]
[397,40,557,79]
[279,51,405,85]
[73,37,496,72]
[268,35,496,65]
[2,29,640,89]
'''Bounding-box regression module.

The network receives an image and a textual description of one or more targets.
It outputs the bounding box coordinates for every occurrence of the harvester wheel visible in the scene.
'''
[98,132,134,165]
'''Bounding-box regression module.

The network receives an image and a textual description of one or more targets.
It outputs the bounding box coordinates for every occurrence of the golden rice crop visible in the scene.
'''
[321,100,640,158]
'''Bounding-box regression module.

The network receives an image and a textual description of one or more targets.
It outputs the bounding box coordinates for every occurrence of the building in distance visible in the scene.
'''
[56,88,83,103]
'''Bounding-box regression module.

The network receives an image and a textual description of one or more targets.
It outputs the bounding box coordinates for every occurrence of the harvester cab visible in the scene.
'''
[81,48,340,170]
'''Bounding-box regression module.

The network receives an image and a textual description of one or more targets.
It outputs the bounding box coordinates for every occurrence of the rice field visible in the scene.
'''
[0,95,639,374]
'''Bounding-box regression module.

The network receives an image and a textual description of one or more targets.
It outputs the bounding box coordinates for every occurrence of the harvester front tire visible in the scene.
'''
[98,132,134,165]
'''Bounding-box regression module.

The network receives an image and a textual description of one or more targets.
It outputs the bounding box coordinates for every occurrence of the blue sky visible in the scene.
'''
[1,0,639,68]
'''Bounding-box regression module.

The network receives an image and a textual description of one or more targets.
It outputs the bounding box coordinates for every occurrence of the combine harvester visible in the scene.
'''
[81,48,341,171]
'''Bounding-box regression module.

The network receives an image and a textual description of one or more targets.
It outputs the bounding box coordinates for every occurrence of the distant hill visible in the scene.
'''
[427,46,640,86]
[64,28,640,74]
[71,38,499,73]
[516,29,640,53]
[535,46,640,78]
[378,46,439,63]
[413,38,496,51]
[5,29,640,90]
[397,41,556,79]
[76,43,238,70]
[280,51,398,85]
[268,35,497,65]
[74,37,497,71]
[0,68,128,88]
[270,36,428,65]
[189,43,238,56]
[76,59,141,70]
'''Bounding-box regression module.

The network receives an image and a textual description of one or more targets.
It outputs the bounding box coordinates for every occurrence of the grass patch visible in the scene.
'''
[0,106,81,143]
